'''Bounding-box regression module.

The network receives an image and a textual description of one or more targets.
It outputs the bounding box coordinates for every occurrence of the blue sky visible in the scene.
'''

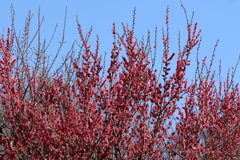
[1,0,240,85]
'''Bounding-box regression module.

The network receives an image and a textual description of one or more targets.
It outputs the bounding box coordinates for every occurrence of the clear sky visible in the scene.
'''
[1,0,240,85]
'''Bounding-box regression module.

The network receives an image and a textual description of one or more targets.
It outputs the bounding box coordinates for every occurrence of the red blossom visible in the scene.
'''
[0,4,239,160]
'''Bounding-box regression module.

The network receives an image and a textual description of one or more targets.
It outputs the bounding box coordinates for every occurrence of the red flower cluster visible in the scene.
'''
[0,6,239,160]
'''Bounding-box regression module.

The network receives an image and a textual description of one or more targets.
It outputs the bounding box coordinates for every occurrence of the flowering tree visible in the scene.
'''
[0,4,239,160]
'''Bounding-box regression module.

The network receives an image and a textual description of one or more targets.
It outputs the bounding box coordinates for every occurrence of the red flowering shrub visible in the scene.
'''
[0,4,239,160]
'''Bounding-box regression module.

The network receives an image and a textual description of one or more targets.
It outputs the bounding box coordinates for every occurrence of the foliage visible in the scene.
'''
[0,3,239,160]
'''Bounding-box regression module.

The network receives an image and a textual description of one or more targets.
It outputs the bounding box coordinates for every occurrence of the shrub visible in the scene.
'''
[0,3,239,160]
